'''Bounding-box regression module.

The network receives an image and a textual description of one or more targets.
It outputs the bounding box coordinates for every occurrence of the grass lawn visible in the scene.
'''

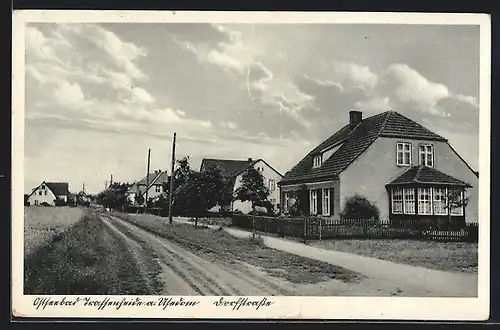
[24,206,86,258]
[311,239,478,274]
[119,213,364,284]
[24,210,162,295]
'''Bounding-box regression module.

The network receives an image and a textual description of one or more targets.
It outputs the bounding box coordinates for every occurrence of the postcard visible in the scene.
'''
[12,10,491,320]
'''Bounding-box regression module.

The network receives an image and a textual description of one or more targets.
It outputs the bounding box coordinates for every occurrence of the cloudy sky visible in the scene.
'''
[24,22,480,194]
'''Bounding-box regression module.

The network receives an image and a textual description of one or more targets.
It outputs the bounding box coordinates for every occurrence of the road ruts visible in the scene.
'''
[99,214,298,296]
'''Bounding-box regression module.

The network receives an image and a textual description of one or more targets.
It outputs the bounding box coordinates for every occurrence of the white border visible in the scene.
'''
[11,10,491,320]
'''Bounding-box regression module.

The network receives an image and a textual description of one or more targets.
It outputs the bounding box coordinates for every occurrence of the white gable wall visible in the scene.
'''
[27,184,58,206]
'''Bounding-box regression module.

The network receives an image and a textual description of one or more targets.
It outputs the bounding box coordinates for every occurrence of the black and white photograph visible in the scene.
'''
[12,11,491,320]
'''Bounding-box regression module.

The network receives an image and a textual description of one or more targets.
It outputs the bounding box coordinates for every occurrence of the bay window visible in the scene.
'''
[418,188,432,215]
[309,190,318,215]
[433,188,448,215]
[449,189,465,216]
[322,189,330,216]
[403,188,415,214]
[419,144,434,167]
[392,188,403,214]
[396,142,412,166]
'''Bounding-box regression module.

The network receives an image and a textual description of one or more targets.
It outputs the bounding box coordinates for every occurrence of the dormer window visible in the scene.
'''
[396,142,412,166]
[313,155,322,168]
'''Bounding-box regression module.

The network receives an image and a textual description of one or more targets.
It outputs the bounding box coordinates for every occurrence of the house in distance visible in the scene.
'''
[200,158,283,214]
[126,170,170,206]
[278,110,478,225]
[26,181,70,206]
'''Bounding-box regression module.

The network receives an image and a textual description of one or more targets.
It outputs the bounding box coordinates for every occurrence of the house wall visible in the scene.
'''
[145,184,164,200]
[279,180,341,219]
[232,160,283,214]
[339,137,478,223]
[27,185,58,206]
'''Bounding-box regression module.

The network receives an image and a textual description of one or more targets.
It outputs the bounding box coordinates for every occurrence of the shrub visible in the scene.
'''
[40,202,52,207]
[54,199,67,207]
[340,194,380,220]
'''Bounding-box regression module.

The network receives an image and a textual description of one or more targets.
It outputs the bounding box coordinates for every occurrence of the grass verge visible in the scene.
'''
[311,239,478,274]
[24,211,163,295]
[118,213,363,284]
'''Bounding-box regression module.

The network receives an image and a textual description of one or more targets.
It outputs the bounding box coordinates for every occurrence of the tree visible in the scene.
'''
[173,170,221,227]
[340,194,380,220]
[202,164,233,211]
[234,167,270,211]
[234,167,270,237]
[445,188,469,227]
[290,184,309,216]
[96,182,131,210]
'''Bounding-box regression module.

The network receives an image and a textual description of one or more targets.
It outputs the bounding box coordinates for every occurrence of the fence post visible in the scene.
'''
[319,218,322,241]
[303,217,307,244]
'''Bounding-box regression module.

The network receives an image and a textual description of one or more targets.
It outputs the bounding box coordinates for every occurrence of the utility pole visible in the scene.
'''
[145,148,151,213]
[82,183,85,194]
[168,132,177,224]
[110,174,113,187]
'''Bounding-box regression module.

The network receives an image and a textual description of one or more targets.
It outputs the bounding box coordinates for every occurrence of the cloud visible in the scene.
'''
[173,24,316,125]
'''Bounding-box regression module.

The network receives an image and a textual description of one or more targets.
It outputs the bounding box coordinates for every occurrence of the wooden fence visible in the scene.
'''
[231,215,479,243]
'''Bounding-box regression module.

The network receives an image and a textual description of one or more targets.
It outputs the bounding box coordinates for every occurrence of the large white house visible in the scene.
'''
[200,158,283,214]
[27,182,70,206]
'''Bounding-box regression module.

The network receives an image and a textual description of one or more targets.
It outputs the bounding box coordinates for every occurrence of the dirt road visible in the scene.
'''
[100,214,300,296]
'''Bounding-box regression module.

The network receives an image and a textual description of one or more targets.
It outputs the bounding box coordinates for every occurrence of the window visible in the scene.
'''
[39,190,42,196]
[309,190,318,215]
[419,144,434,167]
[313,155,322,168]
[418,188,432,215]
[34,200,39,205]
[392,188,403,214]
[396,142,412,166]
[269,179,276,191]
[450,189,465,216]
[155,185,161,193]
[433,188,448,215]
[403,188,415,214]
[322,189,331,216]
[284,192,289,213]
[44,190,47,195]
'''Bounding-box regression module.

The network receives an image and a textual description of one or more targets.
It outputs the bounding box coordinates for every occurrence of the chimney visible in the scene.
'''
[349,110,363,128]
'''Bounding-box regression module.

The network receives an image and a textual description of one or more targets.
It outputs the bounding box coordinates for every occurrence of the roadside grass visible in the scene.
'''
[24,206,85,258]
[310,239,478,274]
[119,213,363,284]
[24,210,163,295]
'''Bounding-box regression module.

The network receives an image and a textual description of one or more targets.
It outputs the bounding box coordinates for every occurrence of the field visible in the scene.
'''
[24,206,85,258]
[119,213,362,285]
[311,239,478,273]
[24,208,162,295]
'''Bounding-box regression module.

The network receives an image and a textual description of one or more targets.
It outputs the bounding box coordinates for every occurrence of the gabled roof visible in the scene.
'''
[27,181,69,198]
[386,165,472,187]
[279,111,448,185]
[200,158,284,179]
[129,171,170,196]
[200,158,255,178]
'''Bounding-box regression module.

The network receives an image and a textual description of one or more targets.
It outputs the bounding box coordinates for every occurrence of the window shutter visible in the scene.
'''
[317,189,322,215]
[330,188,335,216]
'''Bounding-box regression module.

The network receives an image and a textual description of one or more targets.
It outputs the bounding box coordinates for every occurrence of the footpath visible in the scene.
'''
[174,218,478,297]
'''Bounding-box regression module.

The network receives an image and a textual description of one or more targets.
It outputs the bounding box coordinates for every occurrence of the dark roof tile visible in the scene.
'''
[279,111,448,185]
[386,165,472,187]
[200,158,254,178]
